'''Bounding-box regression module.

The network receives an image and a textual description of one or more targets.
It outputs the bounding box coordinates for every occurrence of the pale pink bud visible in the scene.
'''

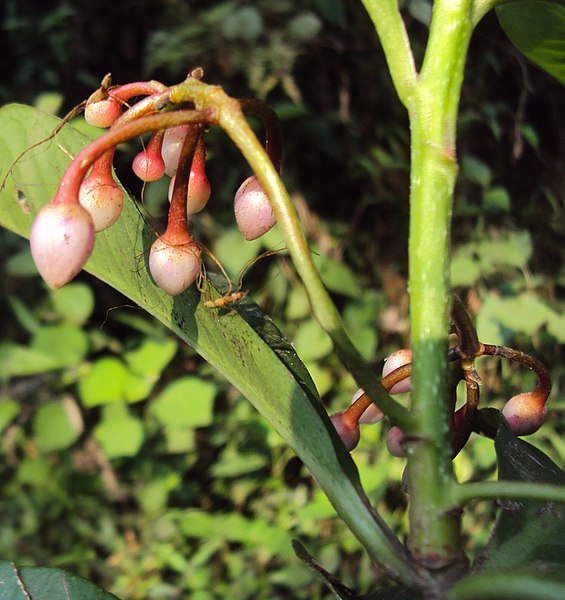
[382,349,412,394]
[132,132,166,182]
[30,202,95,289]
[84,99,122,128]
[79,172,123,232]
[502,391,547,436]
[168,171,211,216]
[351,388,384,425]
[149,234,201,296]
[234,175,276,241]
[161,125,190,177]
[330,411,360,452]
[386,426,406,457]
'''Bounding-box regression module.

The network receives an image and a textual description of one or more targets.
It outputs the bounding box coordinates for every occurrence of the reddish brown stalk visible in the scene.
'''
[52,110,210,206]
[238,98,283,173]
[346,363,413,423]
[168,125,202,236]
[478,343,551,402]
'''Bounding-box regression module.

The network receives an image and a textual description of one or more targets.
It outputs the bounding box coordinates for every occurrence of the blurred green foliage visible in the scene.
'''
[0,0,564,598]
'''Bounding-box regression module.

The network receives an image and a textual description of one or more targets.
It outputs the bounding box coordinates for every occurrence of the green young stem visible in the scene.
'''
[403,0,474,583]
[360,0,417,108]
[454,480,565,506]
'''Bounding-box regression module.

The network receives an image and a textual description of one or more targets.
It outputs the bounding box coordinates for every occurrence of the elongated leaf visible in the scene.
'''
[0,561,119,599]
[0,104,411,581]
[497,2,565,86]
[474,418,565,573]
[448,569,565,600]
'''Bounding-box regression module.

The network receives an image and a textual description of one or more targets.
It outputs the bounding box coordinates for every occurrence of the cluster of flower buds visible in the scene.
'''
[329,302,551,455]
[29,70,281,296]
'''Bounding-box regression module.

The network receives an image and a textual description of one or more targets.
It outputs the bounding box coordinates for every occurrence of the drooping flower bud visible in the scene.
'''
[382,349,412,394]
[161,125,190,177]
[79,152,123,232]
[330,411,361,452]
[84,98,122,128]
[30,202,95,289]
[502,391,547,436]
[149,231,202,296]
[132,131,166,182]
[386,426,406,457]
[234,175,276,241]
[351,388,384,425]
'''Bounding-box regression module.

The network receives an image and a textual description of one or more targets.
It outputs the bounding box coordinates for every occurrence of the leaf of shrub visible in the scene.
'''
[150,376,217,428]
[474,418,565,573]
[0,561,119,599]
[497,1,565,86]
[94,403,144,459]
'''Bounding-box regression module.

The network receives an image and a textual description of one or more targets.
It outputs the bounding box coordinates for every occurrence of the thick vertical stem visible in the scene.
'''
[404,0,474,586]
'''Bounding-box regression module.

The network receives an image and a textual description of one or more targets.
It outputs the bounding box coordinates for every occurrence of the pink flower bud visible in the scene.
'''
[30,202,95,288]
[149,233,201,296]
[386,426,406,457]
[330,411,360,452]
[161,125,190,177]
[132,132,166,182]
[168,170,211,216]
[79,157,123,232]
[502,391,547,436]
[84,99,122,128]
[351,388,384,425]
[382,349,412,394]
[234,175,276,241]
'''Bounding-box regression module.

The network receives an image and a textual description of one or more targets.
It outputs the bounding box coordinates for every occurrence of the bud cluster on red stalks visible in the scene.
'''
[329,298,552,455]
[29,70,282,296]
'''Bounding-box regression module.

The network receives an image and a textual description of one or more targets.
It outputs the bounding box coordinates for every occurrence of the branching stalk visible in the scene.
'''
[454,481,565,506]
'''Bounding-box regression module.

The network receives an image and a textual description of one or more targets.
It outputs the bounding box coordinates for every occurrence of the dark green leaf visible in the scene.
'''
[474,418,565,573]
[497,2,565,86]
[448,569,565,600]
[0,561,120,599]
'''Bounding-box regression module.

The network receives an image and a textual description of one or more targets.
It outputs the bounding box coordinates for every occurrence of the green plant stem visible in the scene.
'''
[454,481,565,506]
[364,0,476,587]
[170,80,411,430]
[360,0,417,108]
[406,0,475,579]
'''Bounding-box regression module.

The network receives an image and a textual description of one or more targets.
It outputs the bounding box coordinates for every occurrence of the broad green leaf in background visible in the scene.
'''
[0,104,412,581]
[50,282,95,325]
[0,323,89,379]
[94,402,144,458]
[33,399,83,453]
[0,561,119,600]
[497,2,565,86]
[150,376,217,428]
[0,398,20,432]
[78,356,131,407]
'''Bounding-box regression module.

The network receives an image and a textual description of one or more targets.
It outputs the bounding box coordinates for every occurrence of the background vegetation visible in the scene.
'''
[0,1,564,598]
